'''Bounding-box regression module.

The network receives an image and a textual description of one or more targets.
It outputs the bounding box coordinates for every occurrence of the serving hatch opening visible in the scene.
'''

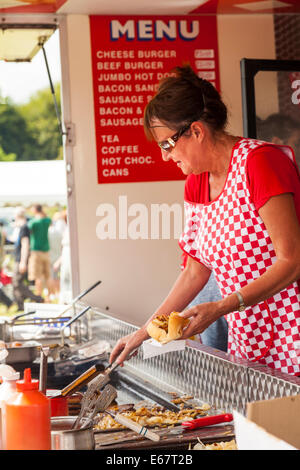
[0,24,73,312]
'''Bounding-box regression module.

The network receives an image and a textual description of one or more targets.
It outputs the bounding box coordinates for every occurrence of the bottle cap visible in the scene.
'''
[16,368,39,391]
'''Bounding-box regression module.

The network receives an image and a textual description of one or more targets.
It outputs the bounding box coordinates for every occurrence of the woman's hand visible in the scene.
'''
[109,327,149,366]
[178,301,223,340]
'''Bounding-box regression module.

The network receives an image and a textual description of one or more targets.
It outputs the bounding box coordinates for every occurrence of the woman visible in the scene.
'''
[110,65,300,376]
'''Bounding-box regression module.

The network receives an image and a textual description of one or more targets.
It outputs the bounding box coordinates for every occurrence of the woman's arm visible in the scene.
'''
[180,193,300,339]
[109,257,211,365]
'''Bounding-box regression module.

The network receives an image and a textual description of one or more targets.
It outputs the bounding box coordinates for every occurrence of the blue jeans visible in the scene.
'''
[188,273,228,352]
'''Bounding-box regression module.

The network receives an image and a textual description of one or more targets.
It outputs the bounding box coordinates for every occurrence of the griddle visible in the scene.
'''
[94,367,235,450]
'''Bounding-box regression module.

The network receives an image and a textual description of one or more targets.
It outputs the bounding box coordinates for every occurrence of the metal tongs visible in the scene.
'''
[72,381,118,430]
[50,347,139,400]
[91,347,139,390]
[71,347,161,441]
[49,354,106,399]
[72,377,160,441]
[107,347,139,373]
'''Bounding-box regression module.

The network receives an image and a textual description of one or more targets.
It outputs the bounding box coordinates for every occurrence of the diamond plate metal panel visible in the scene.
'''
[85,305,300,415]
[248,365,300,404]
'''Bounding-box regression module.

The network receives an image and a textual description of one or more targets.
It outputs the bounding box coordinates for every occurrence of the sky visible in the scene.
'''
[0,30,61,104]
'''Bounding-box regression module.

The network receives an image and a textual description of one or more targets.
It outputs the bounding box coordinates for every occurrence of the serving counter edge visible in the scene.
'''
[83,304,300,415]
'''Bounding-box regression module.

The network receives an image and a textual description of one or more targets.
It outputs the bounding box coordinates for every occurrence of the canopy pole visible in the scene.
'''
[39,39,66,138]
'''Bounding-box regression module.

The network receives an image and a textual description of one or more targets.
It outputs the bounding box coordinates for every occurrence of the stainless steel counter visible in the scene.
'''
[82,303,300,415]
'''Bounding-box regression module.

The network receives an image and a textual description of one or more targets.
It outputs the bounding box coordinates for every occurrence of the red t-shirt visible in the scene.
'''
[182,144,300,271]
[184,145,300,222]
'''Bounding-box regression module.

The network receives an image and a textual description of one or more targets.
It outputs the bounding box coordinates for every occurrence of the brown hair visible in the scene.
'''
[144,65,228,139]
[33,204,43,213]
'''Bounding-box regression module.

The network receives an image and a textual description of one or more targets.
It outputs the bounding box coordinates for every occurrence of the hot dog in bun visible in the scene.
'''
[146,311,189,344]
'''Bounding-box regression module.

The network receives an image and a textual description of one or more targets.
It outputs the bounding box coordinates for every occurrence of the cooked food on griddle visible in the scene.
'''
[193,439,237,450]
[94,402,211,431]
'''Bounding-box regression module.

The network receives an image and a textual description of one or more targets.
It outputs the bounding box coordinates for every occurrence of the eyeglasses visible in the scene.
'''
[157,122,192,152]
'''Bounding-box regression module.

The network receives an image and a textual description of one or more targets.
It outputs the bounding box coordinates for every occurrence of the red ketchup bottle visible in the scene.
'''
[4,368,51,450]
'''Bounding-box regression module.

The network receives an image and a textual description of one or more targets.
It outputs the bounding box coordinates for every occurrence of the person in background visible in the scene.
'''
[27,204,52,300]
[53,211,72,304]
[0,221,14,310]
[0,222,5,269]
[12,207,44,311]
[257,113,300,167]
[48,213,64,301]
[52,210,67,236]
[0,284,13,310]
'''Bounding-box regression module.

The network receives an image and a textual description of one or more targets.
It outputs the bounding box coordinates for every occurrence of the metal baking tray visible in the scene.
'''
[5,341,41,364]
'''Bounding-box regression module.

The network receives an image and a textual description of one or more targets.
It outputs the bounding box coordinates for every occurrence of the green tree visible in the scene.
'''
[0,145,16,162]
[18,83,63,161]
[0,96,37,160]
[0,85,62,161]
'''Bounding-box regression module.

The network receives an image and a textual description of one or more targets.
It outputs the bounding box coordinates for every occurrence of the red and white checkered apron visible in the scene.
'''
[179,138,300,375]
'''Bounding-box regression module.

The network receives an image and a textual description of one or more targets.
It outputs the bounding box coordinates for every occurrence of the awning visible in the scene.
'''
[0,24,56,62]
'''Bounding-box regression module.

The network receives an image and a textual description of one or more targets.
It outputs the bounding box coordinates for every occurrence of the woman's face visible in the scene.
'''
[150,119,205,176]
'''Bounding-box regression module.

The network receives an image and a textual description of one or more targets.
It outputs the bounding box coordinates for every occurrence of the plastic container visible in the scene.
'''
[4,368,51,450]
[0,371,19,450]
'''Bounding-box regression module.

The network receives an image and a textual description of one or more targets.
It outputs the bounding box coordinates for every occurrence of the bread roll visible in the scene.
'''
[146,312,189,344]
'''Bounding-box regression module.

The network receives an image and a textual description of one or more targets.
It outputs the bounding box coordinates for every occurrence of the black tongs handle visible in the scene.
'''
[62,306,91,330]
[73,281,101,303]
[11,310,36,324]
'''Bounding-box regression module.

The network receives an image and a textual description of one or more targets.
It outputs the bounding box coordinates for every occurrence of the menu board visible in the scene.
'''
[89,16,220,184]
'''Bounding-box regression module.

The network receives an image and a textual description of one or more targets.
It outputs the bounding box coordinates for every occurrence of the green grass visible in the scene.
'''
[0,303,22,317]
